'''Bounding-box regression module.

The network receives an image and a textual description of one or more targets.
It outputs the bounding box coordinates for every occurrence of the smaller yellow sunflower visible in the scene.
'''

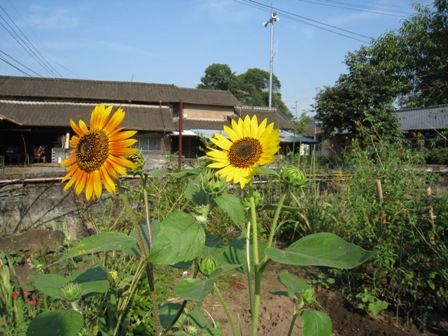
[61,104,138,200]
[206,115,280,188]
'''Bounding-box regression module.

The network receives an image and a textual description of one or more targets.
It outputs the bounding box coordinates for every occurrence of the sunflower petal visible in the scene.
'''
[93,170,102,199]
[104,108,125,135]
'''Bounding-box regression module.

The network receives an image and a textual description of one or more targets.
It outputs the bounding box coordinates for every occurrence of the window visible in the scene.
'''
[135,134,161,152]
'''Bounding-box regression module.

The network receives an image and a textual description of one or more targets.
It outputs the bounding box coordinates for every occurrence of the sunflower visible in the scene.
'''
[206,115,280,188]
[61,104,138,200]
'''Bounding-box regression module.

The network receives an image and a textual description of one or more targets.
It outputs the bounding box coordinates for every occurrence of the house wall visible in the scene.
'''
[183,104,234,120]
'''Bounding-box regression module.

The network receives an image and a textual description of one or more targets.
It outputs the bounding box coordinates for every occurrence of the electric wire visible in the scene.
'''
[0,55,32,76]
[0,18,56,77]
[0,49,43,77]
[236,0,373,43]
[320,0,413,15]
[294,0,407,18]
[0,4,62,77]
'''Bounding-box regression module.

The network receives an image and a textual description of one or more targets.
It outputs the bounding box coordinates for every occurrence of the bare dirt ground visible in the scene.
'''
[205,263,440,336]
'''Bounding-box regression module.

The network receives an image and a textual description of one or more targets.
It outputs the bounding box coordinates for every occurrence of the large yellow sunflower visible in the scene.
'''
[206,115,280,188]
[61,104,138,200]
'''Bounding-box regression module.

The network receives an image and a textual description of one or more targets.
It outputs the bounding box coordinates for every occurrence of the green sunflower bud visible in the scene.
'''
[199,256,218,276]
[61,283,82,302]
[280,166,307,188]
[201,173,227,196]
[242,190,263,210]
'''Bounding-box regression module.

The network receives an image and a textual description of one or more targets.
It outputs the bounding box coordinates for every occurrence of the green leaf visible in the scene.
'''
[174,266,238,302]
[214,193,245,225]
[60,232,138,261]
[27,310,83,336]
[149,212,205,265]
[202,233,224,259]
[187,308,224,336]
[277,271,310,298]
[266,233,372,269]
[33,265,109,300]
[301,310,332,336]
[33,274,68,299]
[253,167,279,176]
[175,278,215,302]
[215,237,265,274]
[70,265,109,296]
[148,169,165,178]
[185,176,208,205]
[159,302,182,329]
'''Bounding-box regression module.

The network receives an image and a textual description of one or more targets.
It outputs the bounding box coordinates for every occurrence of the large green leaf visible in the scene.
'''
[60,232,138,261]
[33,274,68,299]
[71,265,109,296]
[214,193,245,226]
[27,310,83,336]
[170,167,203,178]
[266,233,372,269]
[33,265,109,300]
[149,212,205,265]
[215,237,265,274]
[174,265,238,301]
[277,271,310,298]
[175,278,215,302]
[159,302,182,329]
[202,233,224,259]
[301,310,332,336]
[185,175,208,205]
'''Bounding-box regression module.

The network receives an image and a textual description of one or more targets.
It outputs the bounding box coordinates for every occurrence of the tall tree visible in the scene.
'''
[315,1,448,138]
[197,63,235,90]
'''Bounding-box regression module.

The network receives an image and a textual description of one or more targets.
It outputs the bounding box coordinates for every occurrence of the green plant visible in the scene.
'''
[356,289,389,317]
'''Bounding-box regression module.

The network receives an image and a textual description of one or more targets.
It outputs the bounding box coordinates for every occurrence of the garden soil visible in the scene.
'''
[205,263,439,336]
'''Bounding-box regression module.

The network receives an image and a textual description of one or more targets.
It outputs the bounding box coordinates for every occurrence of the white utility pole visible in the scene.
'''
[263,12,279,110]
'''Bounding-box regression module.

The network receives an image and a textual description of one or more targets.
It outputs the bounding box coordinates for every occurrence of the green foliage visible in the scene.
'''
[197,64,292,116]
[315,2,448,138]
[197,63,235,90]
[266,232,372,269]
[426,146,448,164]
[27,310,83,336]
[149,211,205,265]
[356,289,389,317]
[301,310,332,336]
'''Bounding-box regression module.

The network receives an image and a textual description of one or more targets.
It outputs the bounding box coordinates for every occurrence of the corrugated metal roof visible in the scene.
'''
[394,105,448,131]
[0,76,240,107]
[0,101,174,131]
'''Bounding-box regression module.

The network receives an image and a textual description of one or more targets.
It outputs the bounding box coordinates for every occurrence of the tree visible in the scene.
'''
[197,63,235,90]
[197,65,292,117]
[315,1,448,138]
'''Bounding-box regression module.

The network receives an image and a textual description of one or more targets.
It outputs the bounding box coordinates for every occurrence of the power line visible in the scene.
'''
[0,16,57,77]
[236,0,373,42]
[0,4,63,77]
[320,0,413,15]
[294,0,407,18]
[0,49,43,77]
[0,55,32,76]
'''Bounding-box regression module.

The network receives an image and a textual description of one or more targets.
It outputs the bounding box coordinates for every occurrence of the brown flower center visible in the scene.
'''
[228,137,262,168]
[76,130,109,172]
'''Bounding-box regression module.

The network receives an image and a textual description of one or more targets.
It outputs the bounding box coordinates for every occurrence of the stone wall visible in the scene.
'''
[0,181,89,238]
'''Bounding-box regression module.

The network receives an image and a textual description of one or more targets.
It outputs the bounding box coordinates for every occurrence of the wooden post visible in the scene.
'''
[178,100,183,170]
[375,179,386,230]
[426,187,436,244]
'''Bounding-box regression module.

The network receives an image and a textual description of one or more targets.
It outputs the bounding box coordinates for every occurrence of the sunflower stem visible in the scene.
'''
[250,195,261,336]
[142,183,160,335]
[264,193,286,258]
[213,283,237,336]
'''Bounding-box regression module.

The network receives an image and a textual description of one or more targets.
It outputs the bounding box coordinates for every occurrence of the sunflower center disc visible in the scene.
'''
[76,130,109,172]
[228,137,262,168]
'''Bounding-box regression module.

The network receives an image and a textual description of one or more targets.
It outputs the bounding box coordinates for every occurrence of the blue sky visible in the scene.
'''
[0,0,430,116]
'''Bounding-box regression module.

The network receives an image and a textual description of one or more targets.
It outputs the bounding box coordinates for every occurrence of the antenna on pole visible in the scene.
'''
[263,11,279,110]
